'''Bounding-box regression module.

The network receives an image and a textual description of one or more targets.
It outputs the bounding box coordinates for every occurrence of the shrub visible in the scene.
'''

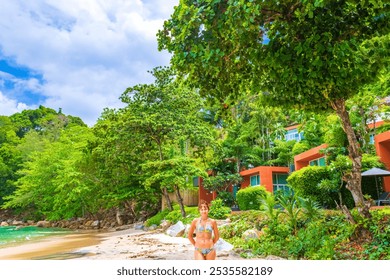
[209,198,231,219]
[164,206,199,225]
[364,210,390,260]
[217,191,236,207]
[145,208,170,226]
[236,186,268,210]
[219,210,267,240]
[145,205,199,226]
[287,165,355,208]
[286,221,339,259]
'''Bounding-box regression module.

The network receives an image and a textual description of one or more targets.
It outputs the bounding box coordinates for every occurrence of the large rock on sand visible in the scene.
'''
[215,238,234,252]
[166,221,186,237]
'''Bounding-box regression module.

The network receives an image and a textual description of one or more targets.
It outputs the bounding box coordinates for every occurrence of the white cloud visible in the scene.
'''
[0,0,177,126]
[0,91,31,115]
[0,71,44,103]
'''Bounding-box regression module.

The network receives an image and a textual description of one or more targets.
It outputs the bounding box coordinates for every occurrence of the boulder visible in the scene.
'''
[214,238,234,251]
[166,221,186,237]
[91,220,100,228]
[134,223,144,230]
[84,220,93,227]
[148,224,159,231]
[160,220,172,231]
[242,229,261,241]
[36,221,51,228]
[12,220,24,226]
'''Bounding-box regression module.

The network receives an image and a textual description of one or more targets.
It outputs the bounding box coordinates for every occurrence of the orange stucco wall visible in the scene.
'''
[239,166,290,193]
[368,120,384,129]
[285,124,300,131]
[197,166,290,201]
[375,131,390,192]
[294,143,328,170]
[198,177,217,205]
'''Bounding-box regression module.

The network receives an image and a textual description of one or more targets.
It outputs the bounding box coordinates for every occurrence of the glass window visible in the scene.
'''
[285,128,303,142]
[250,175,260,186]
[309,157,326,167]
[273,173,292,195]
[369,134,375,144]
[193,176,199,187]
[273,185,293,196]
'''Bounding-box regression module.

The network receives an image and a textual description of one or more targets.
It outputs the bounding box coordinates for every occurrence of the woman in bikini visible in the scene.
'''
[188,199,220,260]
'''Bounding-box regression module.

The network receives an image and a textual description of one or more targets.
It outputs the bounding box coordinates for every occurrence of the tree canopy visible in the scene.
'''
[1,2,389,224]
[158,0,389,108]
[158,0,389,218]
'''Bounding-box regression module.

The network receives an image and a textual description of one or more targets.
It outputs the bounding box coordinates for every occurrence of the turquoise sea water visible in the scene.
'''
[0,226,71,248]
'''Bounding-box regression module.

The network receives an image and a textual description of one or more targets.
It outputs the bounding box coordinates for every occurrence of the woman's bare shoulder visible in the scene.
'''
[191,218,200,225]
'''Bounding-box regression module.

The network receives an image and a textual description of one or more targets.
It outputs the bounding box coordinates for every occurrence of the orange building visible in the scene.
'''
[197,176,218,205]
[374,130,390,192]
[196,121,390,205]
[196,166,290,205]
[292,130,390,193]
[294,144,328,170]
[239,166,290,193]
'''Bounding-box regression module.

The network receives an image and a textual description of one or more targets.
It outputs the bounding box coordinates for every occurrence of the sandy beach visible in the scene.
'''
[0,227,246,260]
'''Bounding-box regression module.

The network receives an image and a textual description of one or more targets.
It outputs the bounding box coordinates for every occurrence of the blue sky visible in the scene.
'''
[0,0,178,126]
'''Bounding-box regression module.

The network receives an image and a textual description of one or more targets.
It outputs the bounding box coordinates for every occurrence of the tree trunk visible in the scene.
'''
[115,207,123,226]
[331,98,371,219]
[174,185,187,217]
[162,187,173,211]
[125,200,136,223]
[236,152,240,172]
[157,143,173,211]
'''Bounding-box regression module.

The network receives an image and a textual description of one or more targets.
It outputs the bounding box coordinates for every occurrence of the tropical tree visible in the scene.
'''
[120,67,215,211]
[3,125,95,220]
[0,116,22,205]
[88,108,159,223]
[158,0,389,220]
[142,157,207,217]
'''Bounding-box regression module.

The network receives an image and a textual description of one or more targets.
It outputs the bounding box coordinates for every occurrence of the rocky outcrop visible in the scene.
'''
[0,208,137,231]
[36,221,51,228]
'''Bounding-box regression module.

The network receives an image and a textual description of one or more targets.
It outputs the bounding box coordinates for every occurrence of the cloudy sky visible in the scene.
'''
[0,0,178,126]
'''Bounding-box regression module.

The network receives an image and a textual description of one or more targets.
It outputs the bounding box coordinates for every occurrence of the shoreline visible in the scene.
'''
[0,230,104,260]
[0,227,246,260]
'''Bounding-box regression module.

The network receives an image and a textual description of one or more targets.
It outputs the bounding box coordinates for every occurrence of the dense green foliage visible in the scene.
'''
[0,1,389,243]
[0,107,88,214]
[287,153,385,208]
[222,208,390,260]
[208,198,231,219]
[146,199,231,227]
[287,165,353,208]
[158,0,390,218]
[236,186,267,210]
[146,200,389,260]
[145,204,200,226]
[1,68,216,220]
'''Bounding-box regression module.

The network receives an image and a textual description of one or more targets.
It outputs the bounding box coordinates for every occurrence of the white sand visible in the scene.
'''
[0,227,245,260]
[75,228,245,260]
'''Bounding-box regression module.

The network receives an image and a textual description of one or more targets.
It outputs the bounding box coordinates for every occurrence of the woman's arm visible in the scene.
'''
[212,219,220,245]
[188,219,197,246]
